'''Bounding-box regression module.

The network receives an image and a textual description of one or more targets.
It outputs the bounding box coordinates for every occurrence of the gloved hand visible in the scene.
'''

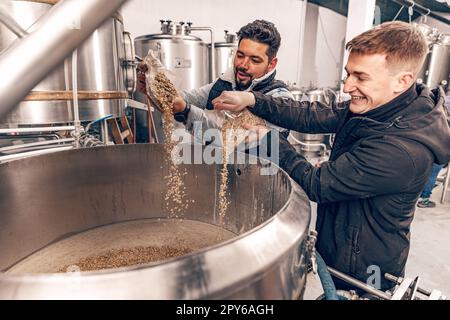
[212,91,256,112]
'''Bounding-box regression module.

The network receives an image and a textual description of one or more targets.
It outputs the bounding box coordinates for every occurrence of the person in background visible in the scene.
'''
[418,95,450,208]
[212,21,450,292]
[417,163,444,208]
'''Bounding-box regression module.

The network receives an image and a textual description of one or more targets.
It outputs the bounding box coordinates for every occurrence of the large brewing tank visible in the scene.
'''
[414,23,439,85]
[288,89,330,160]
[134,21,210,90]
[0,144,311,299]
[134,21,210,142]
[0,0,134,126]
[210,30,238,78]
[427,33,450,90]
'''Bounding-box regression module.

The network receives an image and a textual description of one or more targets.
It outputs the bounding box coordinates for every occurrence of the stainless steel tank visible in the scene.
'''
[0,0,69,125]
[414,23,439,85]
[210,30,238,78]
[134,21,210,90]
[289,89,329,160]
[0,144,311,299]
[0,0,133,125]
[426,33,450,89]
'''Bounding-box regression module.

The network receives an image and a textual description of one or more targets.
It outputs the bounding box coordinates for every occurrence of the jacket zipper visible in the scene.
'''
[350,230,360,274]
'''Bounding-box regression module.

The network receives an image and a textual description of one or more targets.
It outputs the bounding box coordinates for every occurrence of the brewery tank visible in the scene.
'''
[0,144,311,299]
[210,30,238,78]
[0,0,134,126]
[134,21,210,90]
[134,21,210,142]
[426,33,450,90]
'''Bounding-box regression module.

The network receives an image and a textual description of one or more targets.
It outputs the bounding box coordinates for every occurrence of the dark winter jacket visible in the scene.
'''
[250,84,450,290]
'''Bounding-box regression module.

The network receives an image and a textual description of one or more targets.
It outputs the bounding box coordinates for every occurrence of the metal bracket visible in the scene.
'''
[125,99,153,112]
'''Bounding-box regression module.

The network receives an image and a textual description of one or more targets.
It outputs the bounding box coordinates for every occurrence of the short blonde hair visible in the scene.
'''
[346,21,428,75]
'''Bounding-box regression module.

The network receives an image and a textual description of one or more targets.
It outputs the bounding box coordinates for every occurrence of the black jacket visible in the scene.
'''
[251,84,450,290]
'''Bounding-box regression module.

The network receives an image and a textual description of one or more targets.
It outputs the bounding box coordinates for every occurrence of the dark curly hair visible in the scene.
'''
[237,20,281,61]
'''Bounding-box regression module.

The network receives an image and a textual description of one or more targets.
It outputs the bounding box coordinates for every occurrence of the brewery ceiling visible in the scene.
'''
[308,0,450,23]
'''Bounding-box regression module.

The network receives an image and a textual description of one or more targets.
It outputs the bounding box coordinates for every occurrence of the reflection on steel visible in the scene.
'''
[0,145,73,163]
[190,26,215,81]
[0,4,27,38]
[0,126,75,134]
[211,30,238,78]
[0,144,311,299]
[0,0,128,121]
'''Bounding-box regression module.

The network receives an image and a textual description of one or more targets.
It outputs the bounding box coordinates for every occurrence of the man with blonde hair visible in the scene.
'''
[212,21,450,293]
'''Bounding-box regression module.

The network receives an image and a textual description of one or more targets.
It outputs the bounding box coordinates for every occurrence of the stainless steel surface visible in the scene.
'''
[210,30,238,78]
[0,3,27,38]
[0,145,73,163]
[65,16,127,122]
[2,3,129,124]
[123,31,136,95]
[190,26,215,82]
[0,1,71,125]
[0,0,128,122]
[426,34,450,89]
[0,144,311,299]
[0,125,75,134]
[414,23,439,85]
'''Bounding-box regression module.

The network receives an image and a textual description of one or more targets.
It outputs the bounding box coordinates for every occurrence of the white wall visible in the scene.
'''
[299,3,347,88]
[121,0,347,88]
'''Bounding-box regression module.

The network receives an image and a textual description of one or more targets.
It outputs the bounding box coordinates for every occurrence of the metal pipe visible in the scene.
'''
[441,165,450,204]
[384,273,432,297]
[0,138,74,153]
[190,27,215,81]
[71,49,81,148]
[327,267,392,300]
[0,126,75,134]
[0,0,128,121]
[0,146,73,163]
[0,4,27,38]
[391,0,450,25]
[289,133,327,151]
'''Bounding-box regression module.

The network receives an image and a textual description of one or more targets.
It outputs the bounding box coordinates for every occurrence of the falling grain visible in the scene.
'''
[218,111,265,223]
[151,72,189,217]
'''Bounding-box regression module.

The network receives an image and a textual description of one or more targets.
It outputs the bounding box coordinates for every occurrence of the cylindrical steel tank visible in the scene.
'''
[414,23,439,85]
[0,0,133,125]
[210,30,238,78]
[134,21,209,90]
[426,33,450,89]
[288,89,329,160]
[134,21,210,142]
[0,144,311,299]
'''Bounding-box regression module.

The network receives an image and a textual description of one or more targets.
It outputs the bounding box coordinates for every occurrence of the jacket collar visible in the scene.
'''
[220,67,277,91]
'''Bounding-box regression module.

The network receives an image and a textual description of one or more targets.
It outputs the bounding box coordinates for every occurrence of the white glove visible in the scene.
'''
[212,91,256,112]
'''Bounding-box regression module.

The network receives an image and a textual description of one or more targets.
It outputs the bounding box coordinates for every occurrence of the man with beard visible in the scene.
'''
[212,21,450,293]
[138,19,293,141]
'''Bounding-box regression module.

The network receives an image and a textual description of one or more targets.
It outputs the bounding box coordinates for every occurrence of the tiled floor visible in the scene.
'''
[303,181,450,300]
